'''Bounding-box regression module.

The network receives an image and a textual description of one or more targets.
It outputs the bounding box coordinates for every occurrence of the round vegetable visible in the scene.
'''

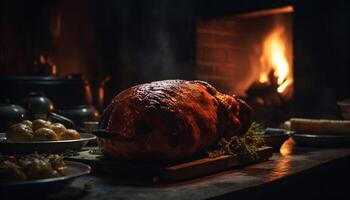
[31,119,51,131]
[6,123,33,141]
[33,128,59,141]
[21,120,32,127]
[60,129,80,140]
[50,123,67,137]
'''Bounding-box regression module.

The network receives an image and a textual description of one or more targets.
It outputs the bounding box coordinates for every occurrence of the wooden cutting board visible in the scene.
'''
[65,146,273,182]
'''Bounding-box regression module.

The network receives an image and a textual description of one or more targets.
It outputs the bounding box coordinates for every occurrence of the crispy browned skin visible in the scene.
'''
[98,80,251,161]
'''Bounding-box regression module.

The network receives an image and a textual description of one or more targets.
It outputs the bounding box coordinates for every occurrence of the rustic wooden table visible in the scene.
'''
[4,139,350,200]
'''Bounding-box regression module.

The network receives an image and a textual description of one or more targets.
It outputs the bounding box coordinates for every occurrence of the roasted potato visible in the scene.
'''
[6,123,33,141]
[6,119,80,142]
[21,120,32,127]
[23,158,59,179]
[49,123,67,137]
[60,129,80,140]
[31,119,51,131]
[0,160,27,181]
[48,154,69,176]
[33,128,59,141]
[0,154,68,182]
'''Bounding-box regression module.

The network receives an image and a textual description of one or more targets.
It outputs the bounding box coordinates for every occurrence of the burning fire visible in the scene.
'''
[259,26,292,95]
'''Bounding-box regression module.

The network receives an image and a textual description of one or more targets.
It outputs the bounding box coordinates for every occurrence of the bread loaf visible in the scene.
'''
[290,118,350,135]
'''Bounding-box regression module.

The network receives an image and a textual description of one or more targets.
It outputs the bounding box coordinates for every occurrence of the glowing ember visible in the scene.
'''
[259,26,292,95]
[277,79,291,93]
[259,74,269,83]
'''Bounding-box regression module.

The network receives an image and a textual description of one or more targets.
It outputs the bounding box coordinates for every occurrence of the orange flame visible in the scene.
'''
[259,26,292,94]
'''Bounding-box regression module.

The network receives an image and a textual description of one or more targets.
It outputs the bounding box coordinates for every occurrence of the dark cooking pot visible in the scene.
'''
[19,93,75,129]
[57,105,100,128]
[0,103,27,132]
[0,94,76,131]
[0,76,93,108]
[20,92,54,120]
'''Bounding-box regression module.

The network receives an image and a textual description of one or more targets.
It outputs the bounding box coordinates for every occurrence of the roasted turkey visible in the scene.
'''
[98,80,251,161]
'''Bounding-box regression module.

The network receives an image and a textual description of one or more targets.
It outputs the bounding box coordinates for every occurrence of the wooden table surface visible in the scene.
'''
[4,138,350,200]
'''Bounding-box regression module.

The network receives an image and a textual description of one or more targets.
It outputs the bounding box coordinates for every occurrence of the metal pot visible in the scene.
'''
[0,94,76,132]
[57,105,99,128]
[0,76,93,108]
[20,92,54,120]
[0,103,27,132]
[19,93,75,129]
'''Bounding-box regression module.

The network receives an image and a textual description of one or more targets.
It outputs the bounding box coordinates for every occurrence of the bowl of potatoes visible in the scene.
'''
[0,119,96,154]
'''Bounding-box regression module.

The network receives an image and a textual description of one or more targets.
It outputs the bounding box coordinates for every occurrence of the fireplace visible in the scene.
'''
[197,6,293,100]
[196,6,294,126]
[196,0,350,125]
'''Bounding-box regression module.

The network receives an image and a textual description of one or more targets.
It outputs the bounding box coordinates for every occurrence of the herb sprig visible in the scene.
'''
[207,122,265,160]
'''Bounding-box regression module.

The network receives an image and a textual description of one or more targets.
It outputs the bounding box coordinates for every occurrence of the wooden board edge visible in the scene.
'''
[161,146,273,182]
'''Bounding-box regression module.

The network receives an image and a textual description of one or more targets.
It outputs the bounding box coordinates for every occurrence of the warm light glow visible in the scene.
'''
[235,6,294,18]
[52,64,57,75]
[98,87,104,107]
[84,83,93,105]
[280,138,294,156]
[277,79,291,93]
[260,26,293,94]
[259,74,268,83]
[39,54,46,65]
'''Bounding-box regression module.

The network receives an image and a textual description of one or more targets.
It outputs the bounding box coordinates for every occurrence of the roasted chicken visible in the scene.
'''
[98,80,251,161]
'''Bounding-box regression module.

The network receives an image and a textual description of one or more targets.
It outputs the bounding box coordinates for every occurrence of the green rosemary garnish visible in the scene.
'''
[61,149,79,157]
[207,122,265,161]
[88,147,103,155]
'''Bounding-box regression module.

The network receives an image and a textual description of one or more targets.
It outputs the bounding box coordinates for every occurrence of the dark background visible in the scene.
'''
[0,0,350,117]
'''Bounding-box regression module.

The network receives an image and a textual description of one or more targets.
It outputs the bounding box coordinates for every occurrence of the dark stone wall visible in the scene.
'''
[0,0,57,74]
[89,0,196,99]
[1,0,350,117]
[293,0,350,118]
[0,0,197,105]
